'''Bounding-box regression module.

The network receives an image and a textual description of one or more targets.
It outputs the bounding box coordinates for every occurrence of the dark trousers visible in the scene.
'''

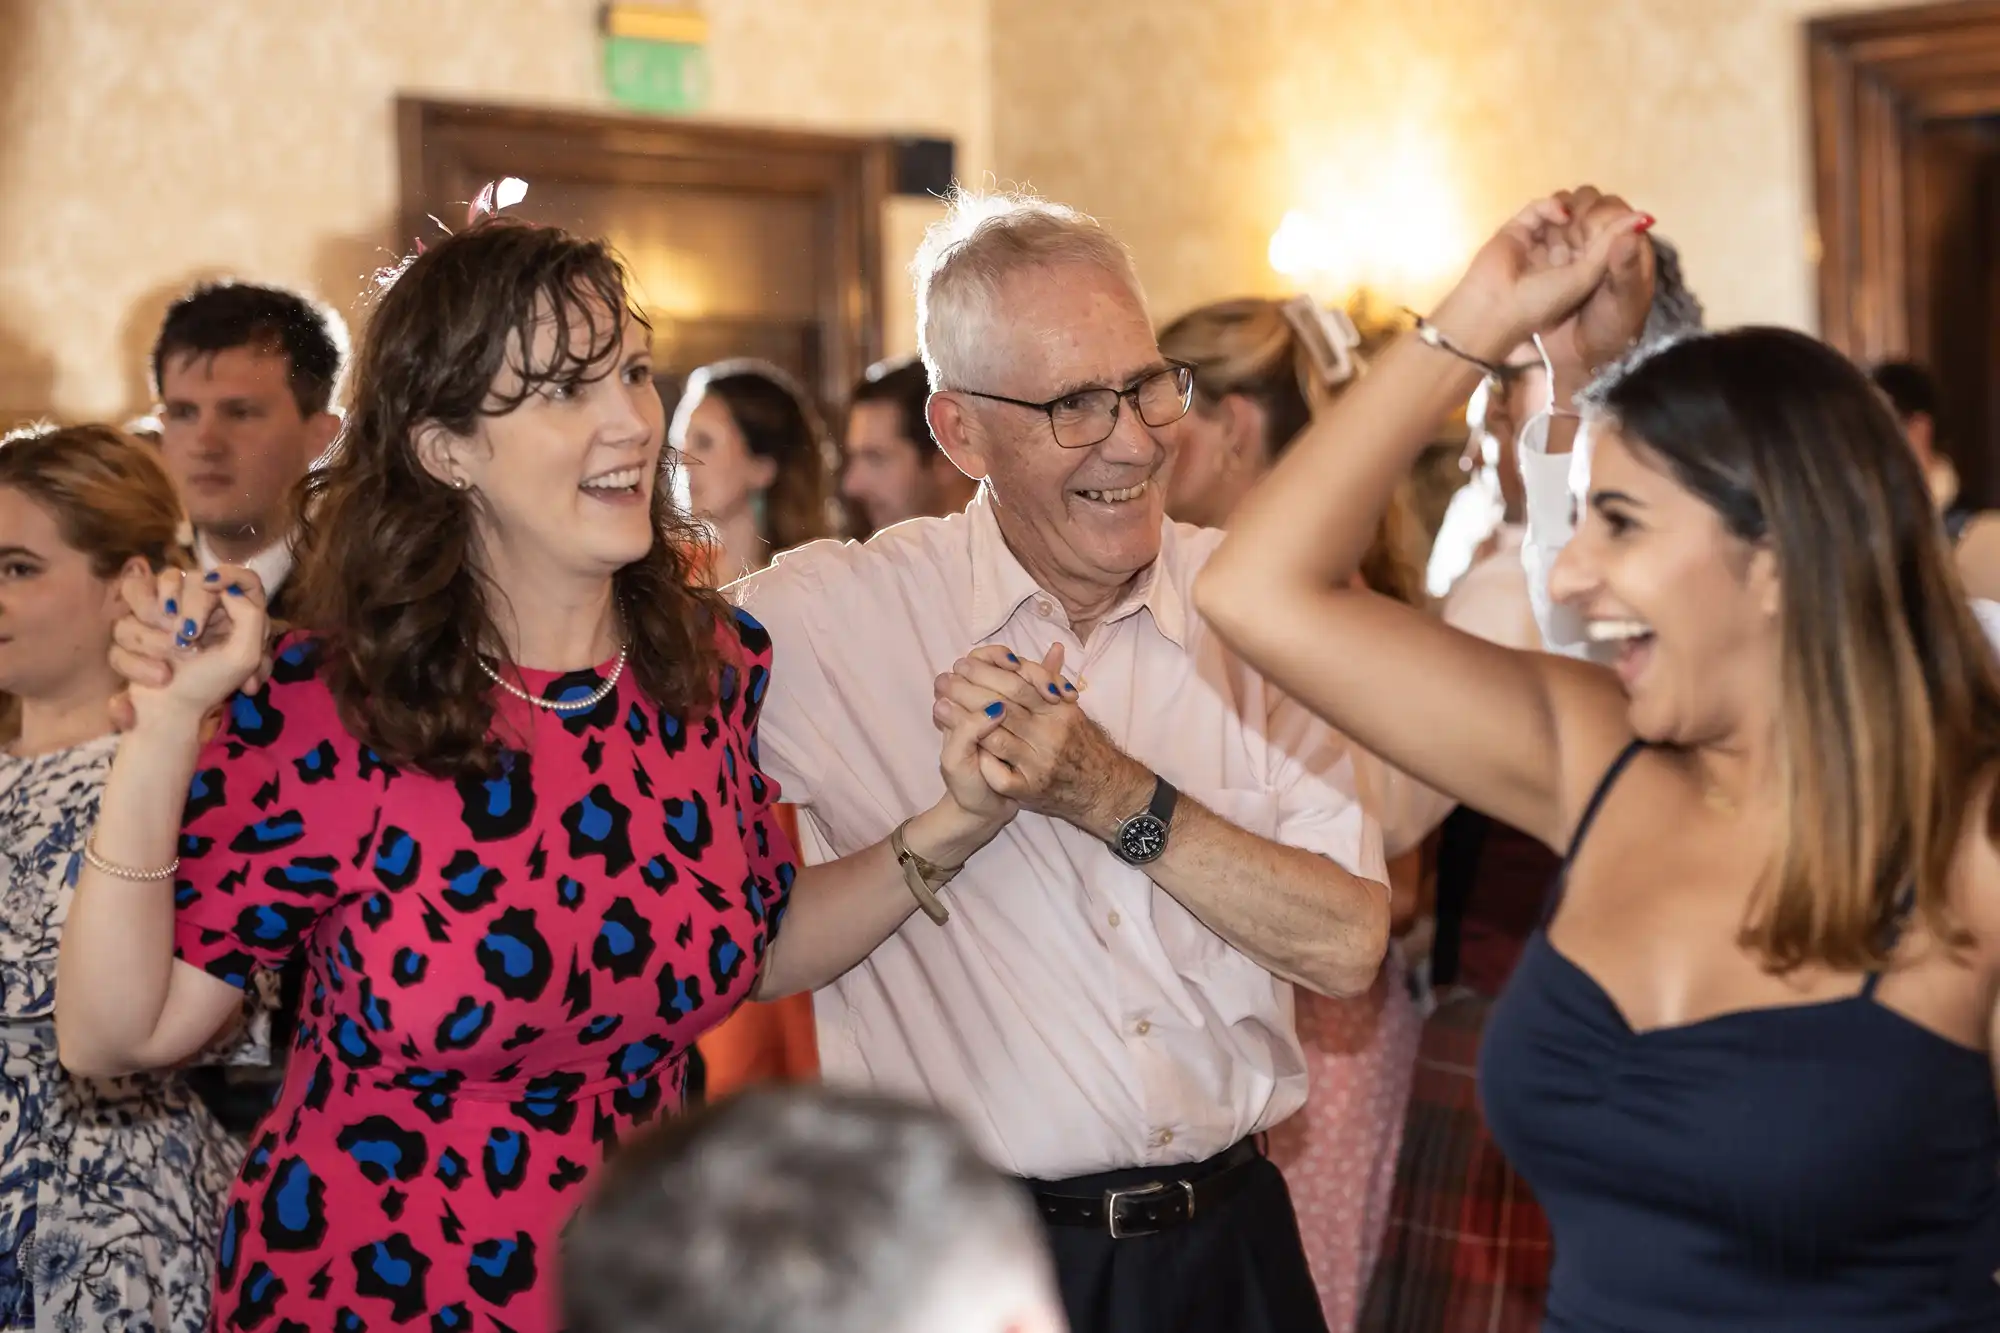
[1028,1148,1331,1333]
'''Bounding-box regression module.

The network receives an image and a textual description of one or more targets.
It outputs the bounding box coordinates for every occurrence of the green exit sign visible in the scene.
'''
[605,35,707,114]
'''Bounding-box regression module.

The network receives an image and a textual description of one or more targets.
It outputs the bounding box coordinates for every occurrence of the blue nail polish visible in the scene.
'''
[1006,653,1019,663]
[182,618,197,635]
[226,584,242,596]
[985,702,1004,718]
[204,571,220,583]
[164,599,176,614]
[1063,682,1077,694]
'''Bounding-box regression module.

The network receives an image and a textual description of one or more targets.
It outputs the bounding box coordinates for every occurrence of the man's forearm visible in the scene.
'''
[1076,772,1390,998]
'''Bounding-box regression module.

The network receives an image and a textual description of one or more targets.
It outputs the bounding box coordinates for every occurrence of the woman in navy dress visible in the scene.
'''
[1196,185,2000,1331]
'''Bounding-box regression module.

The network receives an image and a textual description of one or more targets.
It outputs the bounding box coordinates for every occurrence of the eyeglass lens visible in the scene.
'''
[1050,366,1193,448]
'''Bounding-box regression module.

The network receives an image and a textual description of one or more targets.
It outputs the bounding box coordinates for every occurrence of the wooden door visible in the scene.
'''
[1808,3,2000,503]
[397,99,894,421]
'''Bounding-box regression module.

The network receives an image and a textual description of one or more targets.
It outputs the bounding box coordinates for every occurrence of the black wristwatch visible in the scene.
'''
[1110,776,1178,866]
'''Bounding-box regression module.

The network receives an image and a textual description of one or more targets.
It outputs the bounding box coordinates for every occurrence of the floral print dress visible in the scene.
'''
[0,735,265,1333]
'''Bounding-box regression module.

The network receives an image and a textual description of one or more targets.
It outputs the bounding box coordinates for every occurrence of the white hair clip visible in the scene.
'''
[1279,295,1361,387]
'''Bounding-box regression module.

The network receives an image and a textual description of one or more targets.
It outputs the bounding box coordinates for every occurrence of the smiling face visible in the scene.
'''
[427,308,665,591]
[0,486,129,703]
[1549,422,1782,746]
[936,262,1173,595]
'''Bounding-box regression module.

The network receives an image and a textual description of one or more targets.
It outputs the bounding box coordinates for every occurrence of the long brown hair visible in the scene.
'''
[290,217,727,778]
[686,359,840,553]
[0,424,185,739]
[1583,327,2000,971]
[1158,297,1426,605]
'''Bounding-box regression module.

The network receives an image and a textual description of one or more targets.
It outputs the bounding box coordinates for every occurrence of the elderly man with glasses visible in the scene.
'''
[728,190,1389,1333]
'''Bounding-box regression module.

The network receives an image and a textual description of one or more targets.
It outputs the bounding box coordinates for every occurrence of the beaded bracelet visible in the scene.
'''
[82,838,179,882]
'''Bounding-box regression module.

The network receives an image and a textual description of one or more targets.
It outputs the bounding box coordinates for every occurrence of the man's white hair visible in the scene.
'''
[911,188,1147,393]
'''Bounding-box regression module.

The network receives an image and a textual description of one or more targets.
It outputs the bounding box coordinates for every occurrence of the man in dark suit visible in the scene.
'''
[149,281,347,1131]
[152,281,346,621]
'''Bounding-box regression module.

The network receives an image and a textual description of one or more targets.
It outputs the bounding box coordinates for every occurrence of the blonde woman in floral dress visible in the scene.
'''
[0,425,263,1332]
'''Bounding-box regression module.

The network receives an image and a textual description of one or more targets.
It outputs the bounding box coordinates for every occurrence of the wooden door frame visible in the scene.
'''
[396,98,895,406]
[1807,0,2000,360]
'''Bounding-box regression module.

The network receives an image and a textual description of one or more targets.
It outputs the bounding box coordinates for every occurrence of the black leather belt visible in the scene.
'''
[1029,1137,1260,1239]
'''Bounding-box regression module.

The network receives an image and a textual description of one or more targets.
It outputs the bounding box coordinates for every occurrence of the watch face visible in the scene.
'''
[1118,814,1167,864]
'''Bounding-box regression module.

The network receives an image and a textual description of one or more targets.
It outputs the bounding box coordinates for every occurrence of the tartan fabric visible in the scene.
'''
[1356,991,1551,1333]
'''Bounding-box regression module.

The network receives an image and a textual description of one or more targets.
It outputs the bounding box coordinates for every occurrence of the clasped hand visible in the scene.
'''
[106,564,274,736]
[1442,184,1657,380]
[930,644,1146,835]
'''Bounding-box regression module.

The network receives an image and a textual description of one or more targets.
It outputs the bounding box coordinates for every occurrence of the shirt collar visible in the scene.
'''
[964,488,1187,649]
[194,529,295,598]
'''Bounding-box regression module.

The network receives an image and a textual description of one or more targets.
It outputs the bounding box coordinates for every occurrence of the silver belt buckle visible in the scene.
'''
[1104,1178,1197,1238]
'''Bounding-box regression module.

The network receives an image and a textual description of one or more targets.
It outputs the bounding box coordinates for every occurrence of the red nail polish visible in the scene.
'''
[1635,214,1657,232]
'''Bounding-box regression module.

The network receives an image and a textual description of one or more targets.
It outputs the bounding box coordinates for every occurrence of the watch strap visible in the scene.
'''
[1148,777,1179,830]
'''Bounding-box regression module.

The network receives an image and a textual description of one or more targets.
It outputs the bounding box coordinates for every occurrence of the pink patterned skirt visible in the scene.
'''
[1269,953,1423,1333]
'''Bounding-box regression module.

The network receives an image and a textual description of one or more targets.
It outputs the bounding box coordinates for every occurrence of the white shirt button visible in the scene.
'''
[1035,598,1055,618]
[1107,910,1121,928]
[1155,1128,1174,1147]
[1134,1019,1151,1036]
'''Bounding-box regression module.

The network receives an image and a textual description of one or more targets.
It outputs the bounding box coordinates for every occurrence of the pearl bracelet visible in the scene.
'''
[82,839,179,882]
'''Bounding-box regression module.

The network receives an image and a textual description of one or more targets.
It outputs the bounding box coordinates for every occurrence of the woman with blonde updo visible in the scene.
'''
[0,424,262,1332]
[1160,296,1483,1333]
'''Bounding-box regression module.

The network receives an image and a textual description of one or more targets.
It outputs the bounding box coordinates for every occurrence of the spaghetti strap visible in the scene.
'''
[1859,884,1919,1000]
[1540,739,1647,924]
[1563,740,1647,864]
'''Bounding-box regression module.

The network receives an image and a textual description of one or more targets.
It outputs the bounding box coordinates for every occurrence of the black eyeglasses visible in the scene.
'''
[955,363,1196,449]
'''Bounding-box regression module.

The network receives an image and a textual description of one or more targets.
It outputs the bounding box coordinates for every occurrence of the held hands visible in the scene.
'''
[1535,186,1658,387]
[1435,185,1654,371]
[107,565,271,736]
[931,645,1149,836]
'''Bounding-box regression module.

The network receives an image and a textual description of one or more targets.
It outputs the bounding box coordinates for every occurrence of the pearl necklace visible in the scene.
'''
[476,646,629,714]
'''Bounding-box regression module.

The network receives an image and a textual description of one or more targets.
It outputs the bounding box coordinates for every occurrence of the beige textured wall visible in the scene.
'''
[990,0,1899,333]
[0,0,989,420]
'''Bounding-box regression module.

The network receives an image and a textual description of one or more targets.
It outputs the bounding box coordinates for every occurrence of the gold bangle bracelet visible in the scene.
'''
[81,839,179,883]
[889,819,958,926]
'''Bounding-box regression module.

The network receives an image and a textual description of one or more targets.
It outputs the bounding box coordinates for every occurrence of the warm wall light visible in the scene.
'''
[1268,130,1471,306]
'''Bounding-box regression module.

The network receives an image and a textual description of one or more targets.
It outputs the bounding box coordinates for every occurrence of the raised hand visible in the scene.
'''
[1438,187,1653,362]
[1536,186,1658,385]
[108,564,269,734]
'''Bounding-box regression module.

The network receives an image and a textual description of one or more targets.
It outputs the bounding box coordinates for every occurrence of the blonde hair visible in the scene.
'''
[0,423,185,738]
[1159,297,1426,605]
[0,424,183,578]
[912,189,1146,392]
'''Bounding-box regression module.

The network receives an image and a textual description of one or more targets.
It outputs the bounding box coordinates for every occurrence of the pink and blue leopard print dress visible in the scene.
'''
[172,612,795,1331]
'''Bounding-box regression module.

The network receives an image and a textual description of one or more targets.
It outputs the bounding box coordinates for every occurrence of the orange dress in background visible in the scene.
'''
[693,803,820,1096]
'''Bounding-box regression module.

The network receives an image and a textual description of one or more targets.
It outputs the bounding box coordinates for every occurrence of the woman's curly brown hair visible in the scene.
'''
[289,217,727,778]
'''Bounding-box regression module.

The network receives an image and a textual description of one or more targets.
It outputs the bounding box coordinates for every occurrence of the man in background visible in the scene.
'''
[563,1087,1068,1333]
[148,279,345,1133]
[838,354,977,533]
[1870,359,2000,602]
[152,280,346,617]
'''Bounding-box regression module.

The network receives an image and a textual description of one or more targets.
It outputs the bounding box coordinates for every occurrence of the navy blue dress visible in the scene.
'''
[1481,742,2000,1331]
